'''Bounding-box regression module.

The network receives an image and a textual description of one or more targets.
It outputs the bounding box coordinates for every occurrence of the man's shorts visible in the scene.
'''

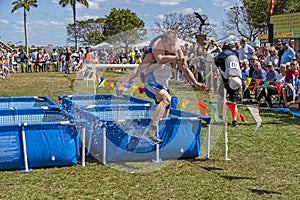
[144,82,172,109]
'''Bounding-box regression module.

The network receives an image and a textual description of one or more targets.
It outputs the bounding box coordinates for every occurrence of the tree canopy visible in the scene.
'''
[67,8,145,49]
[11,0,38,54]
[155,12,217,42]
[222,0,300,42]
[59,0,89,50]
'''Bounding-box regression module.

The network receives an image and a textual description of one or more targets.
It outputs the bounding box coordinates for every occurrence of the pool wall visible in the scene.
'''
[75,106,204,164]
[0,107,85,171]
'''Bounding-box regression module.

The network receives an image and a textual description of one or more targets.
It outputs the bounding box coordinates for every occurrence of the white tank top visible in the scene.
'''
[145,64,173,88]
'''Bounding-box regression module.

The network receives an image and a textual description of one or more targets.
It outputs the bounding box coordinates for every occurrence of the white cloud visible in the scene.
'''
[179,8,202,15]
[77,15,99,21]
[211,0,229,7]
[0,19,9,24]
[140,0,186,6]
[155,14,165,20]
[49,20,65,26]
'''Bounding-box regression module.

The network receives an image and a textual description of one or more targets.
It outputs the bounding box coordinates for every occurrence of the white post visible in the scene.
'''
[93,64,96,95]
[206,123,211,159]
[20,123,30,172]
[102,125,107,165]
[87,123,93,155]
[223,88,230,161]
[81,127,86,167]
[155,125,160,162]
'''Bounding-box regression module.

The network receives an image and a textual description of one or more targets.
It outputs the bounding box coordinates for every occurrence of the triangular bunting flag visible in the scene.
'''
[244,77,252,91]
[252,79,260,92]
[275,82,281,94]
[226,103,247,122]
[114,81,118,90]
[263,81,269,96]
[205,71,212,79]
[196,100,208,115]
[177,99,190,110]
[96,76,104,88]
[109,80,114,88]
[88,72,94,79]
[132,85,139,90]
[124,80,133,89]
[247,106,262,132]
[100,79,106,87]
[82,69,89,80]
[138,87,145,94]
[209,102,224,123]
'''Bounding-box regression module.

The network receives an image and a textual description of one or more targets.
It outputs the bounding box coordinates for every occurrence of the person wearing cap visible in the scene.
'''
[265,61,279,82]
[214,42,242,127]
[282,69,300,108]
[280,39,296,65]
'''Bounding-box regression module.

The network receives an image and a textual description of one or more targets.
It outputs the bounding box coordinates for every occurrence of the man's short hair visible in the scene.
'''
[164,30,177,42]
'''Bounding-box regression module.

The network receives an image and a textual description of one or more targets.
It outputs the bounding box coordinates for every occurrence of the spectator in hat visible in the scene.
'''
[280,39,296,65]
[265,61,279,83]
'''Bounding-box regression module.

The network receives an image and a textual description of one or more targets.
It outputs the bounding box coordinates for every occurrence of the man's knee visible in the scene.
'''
[156,90,171,106]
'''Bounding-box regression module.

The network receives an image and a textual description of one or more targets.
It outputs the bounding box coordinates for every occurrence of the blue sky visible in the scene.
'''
[0,0,239,47]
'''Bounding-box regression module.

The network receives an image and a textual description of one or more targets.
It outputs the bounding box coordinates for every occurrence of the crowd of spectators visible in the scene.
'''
[1,37,300,110]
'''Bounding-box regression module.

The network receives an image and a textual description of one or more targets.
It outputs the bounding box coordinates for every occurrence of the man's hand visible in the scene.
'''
[195,82,209,91]
[116,82,124,96]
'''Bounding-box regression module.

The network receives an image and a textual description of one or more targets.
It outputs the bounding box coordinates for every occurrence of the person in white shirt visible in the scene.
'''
[237,38,255,60]
[264,46,279,71]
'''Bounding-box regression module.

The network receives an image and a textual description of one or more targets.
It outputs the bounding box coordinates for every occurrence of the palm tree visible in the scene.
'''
[59,0,89,50]
[11,0,38,55]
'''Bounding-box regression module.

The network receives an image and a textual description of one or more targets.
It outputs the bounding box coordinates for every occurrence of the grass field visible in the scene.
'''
[0,71,299,199]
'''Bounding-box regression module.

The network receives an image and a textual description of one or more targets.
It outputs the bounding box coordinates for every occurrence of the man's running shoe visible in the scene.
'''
[232,120,238,127]
[145,126,162,144]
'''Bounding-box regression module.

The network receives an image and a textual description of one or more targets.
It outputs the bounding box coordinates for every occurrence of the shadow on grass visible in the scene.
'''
[221,175,255,181]
[201,166,224,171]
[259,110,299,126]
[249,188,282,195]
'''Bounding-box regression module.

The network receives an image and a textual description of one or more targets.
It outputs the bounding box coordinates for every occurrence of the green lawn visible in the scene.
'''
[0,71,299,199]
